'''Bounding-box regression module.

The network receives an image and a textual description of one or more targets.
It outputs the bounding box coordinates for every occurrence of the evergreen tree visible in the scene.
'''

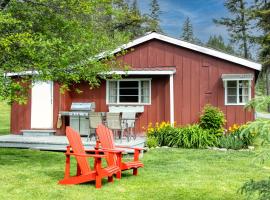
[147,0,162,32]
[180,17,201,44]
[252,0,270,111]
[112,0,147,39]
[214,0,252,59]
[206,35,236,55]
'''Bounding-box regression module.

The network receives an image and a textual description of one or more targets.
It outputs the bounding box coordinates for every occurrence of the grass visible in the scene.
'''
[0,101,10,135]
[0,147,269,200]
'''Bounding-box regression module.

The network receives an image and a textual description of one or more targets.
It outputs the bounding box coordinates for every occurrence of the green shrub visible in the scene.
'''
[217,135,245,150]
[240,177,270,200]
[170,125,218,148]
[146,136,158,148]
[228,123,258,148]
[146,122,219,149]
[199,104,226,133]
[146,121,177,147]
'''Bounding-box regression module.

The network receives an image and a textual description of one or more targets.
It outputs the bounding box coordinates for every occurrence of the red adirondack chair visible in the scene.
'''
[96,124,144,177]
[59,127,123,188]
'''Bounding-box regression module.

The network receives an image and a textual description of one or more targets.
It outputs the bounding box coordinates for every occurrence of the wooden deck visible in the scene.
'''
[0,134,146,152]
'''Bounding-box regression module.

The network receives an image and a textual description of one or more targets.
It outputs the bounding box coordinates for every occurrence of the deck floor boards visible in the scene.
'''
[0,135,145,152]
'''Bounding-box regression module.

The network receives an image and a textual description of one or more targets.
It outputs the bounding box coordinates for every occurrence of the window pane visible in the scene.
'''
[108,81,117,103]
[227,87,237,95]
[242,88,249,96]
[141,96,149,103]
[227,96,237,103]
[227,81,237,87]
[239,80,249,87]
[141,81,150,103]
[120,88,138,95]
[119,96,138,103]
[243,96,249,103]
[119,81,138,88]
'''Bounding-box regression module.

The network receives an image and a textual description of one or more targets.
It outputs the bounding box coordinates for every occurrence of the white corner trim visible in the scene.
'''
[109,32,261,71]
[170,74,174,126]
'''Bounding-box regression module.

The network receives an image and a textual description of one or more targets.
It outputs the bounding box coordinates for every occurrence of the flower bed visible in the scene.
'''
[146,105,258,150]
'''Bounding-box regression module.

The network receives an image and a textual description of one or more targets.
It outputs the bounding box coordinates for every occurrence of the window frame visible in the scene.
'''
[106,78,152,105]
[224,79,251,106]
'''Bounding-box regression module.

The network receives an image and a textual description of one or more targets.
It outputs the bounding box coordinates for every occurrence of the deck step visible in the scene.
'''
[22,130,56,136]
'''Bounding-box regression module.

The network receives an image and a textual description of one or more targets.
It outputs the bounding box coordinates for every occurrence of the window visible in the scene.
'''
[225,80,251,105]
[107,79,151,104]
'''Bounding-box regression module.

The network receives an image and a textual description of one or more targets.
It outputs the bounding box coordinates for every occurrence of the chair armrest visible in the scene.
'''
[65,152,106,158]
[115,146,145,151]
[89,148,125,153]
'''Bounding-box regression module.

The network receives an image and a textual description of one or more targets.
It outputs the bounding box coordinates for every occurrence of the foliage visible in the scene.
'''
[146,122,218,149]
[206,35,236,55]
[241,119,270,145]
[146,0,162,33]
[111,0,163,39]
[240,177,270,200]
[218,135,245,150]
[218,123,257,149]
[245,95,270,112]
[146,136,158,148]
[0,0,133,103]
[251,0,270,111]
[180,17,201,44]
[199,104,226,133]
[214,0,253,59]
[125,0,147,38]
[240,103,270,199]
[169,125,218,149]
[146,121,177,147]
[0,101,10,135]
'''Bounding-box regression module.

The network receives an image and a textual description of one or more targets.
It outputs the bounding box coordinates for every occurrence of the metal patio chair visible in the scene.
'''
[88,112,103,141]
[105,112,125,142]
[122,112,137,141]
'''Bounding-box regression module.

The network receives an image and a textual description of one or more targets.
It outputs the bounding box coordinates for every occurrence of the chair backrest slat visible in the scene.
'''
[66,127,91,174]
[96,124,117,165]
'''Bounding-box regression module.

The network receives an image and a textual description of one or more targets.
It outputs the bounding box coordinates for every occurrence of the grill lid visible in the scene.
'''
[70,102,95,111]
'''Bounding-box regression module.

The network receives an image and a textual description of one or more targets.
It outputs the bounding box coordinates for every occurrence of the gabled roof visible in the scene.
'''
[110,32,261,71]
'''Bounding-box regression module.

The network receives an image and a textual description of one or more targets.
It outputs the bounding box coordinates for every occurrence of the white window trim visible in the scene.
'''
[106,78,152,105]
[224,79,252,106]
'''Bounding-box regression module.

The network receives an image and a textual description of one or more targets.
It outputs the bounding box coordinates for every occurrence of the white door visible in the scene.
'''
[31,81,53,129]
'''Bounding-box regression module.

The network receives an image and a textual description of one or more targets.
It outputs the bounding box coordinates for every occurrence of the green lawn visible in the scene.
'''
[0,101,10,135]
[0,147,269,200]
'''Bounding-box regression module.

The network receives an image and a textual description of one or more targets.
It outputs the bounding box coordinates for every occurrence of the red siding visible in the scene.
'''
[11,39,256,134]
[117,40,255,130]
[11,86,31,134]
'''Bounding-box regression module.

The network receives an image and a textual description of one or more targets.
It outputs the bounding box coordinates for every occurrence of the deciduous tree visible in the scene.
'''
[0,0,130,103]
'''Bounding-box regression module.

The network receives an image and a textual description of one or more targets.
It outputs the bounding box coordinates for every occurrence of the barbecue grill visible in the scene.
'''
[60,102,95,135]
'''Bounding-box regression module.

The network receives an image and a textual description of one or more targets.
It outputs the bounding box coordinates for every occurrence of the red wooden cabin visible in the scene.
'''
[10,32,261,135]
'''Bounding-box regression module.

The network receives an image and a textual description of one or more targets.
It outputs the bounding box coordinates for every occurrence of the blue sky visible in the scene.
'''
[138,0,229,42]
